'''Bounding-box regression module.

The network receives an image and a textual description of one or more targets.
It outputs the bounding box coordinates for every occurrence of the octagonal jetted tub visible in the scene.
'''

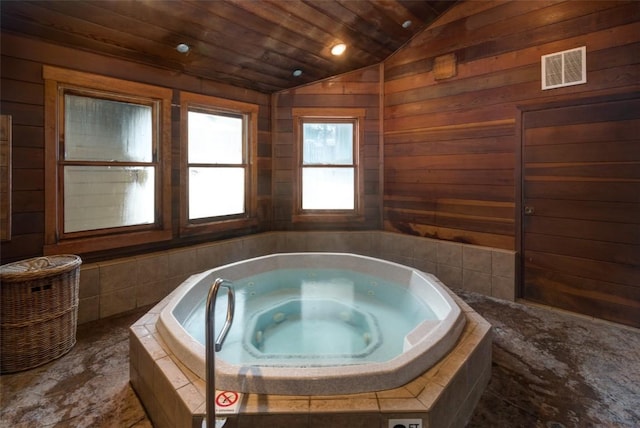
[157,253,466,395]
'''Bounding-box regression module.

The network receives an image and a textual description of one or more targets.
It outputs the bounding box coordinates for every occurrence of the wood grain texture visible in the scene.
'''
[522,95,640,328]
[0,36,271,264]
[0,115,11,242]
[384,0,640,252]
[272,66,382,231]
[0,0,453,94]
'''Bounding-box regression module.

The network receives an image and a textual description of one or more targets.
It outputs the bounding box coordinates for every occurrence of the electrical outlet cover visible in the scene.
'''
[388,418,423,428]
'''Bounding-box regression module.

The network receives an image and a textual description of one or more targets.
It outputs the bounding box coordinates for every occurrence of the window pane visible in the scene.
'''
[64,166,154,232]
[302,123,353,165]
[64,94,152,162]
[189,167,245,219]
[302,167,354,210]
[188,111,243,164]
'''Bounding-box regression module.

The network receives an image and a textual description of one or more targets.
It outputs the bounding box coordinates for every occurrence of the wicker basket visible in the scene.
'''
[0,255,82,373]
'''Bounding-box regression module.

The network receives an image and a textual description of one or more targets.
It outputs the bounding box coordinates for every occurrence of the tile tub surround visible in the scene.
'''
[156,253,468,396]
[78,231,516,324]
[5,290,637,427]
[129,289,492,428]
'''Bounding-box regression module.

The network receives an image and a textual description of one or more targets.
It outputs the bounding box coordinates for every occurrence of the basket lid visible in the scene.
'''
[0,255,82,280]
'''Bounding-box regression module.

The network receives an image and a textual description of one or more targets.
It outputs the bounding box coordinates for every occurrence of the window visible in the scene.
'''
[301,121,355,210]
[44,66,172,254]
[292,108,365,222]
[180,92,258,236]
[63,94,155,232]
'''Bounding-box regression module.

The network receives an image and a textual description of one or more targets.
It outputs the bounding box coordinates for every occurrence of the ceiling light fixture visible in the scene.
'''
[176,43,190,54]
[292,69,303,77]
[331,43,347,56]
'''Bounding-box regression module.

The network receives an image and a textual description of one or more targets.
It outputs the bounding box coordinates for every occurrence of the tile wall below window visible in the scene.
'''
[78,231,516,324]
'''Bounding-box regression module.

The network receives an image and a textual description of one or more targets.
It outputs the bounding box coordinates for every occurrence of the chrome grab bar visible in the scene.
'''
[205,278,235,428]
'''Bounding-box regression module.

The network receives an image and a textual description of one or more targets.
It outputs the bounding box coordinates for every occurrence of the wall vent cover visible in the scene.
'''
[541,46,586,90]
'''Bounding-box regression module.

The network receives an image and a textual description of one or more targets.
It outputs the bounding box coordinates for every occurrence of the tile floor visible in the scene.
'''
[1,290,639,428]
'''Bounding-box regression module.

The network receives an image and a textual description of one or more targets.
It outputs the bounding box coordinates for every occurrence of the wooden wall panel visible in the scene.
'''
[521,95,640,327]
[1,0,638,272]
[0,56,45,261]
[0,34,271,264]
[271,66,382,231]
[0,115,11,242]
[383,0,640,250]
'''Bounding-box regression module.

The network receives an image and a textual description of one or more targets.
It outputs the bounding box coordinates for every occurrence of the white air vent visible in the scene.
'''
[541,46,586,90]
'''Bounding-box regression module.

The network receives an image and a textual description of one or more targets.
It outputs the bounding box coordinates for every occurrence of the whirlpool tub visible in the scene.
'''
[157,253,466,395]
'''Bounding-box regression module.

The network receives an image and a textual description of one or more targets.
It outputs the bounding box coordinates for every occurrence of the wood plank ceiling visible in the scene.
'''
[0,0,455,94]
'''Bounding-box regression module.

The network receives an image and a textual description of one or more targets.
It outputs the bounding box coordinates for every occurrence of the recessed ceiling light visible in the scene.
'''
[402,20,412,29]
[176,43,190,54]
[292,69,303,77]
[331,43,347,56]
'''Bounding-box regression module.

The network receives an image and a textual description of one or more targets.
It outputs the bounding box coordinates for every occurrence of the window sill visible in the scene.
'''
[180,217,259,237]
[292,213,365,224]
[43,229,172,256]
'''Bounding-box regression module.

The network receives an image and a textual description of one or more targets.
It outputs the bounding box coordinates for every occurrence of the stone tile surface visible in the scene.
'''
[2,293,639,428]
[458,290,640,428]
[0,309,152,428]
[462,246,492,273]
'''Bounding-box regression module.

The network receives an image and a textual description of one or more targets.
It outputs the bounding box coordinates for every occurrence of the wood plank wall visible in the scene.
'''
[383,0,640,251]
[0,34,272,264]
[2,0,638,264]
[521,94,640,327]
[271,66,382,230]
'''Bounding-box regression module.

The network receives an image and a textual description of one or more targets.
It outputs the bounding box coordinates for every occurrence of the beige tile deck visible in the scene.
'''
[2,290,639,427]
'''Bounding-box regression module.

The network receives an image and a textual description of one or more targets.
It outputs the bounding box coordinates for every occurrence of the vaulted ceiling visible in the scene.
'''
[0,0,455,93]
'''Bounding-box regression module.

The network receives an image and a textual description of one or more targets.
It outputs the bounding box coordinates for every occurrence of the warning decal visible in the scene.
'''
[214,390,241,414]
